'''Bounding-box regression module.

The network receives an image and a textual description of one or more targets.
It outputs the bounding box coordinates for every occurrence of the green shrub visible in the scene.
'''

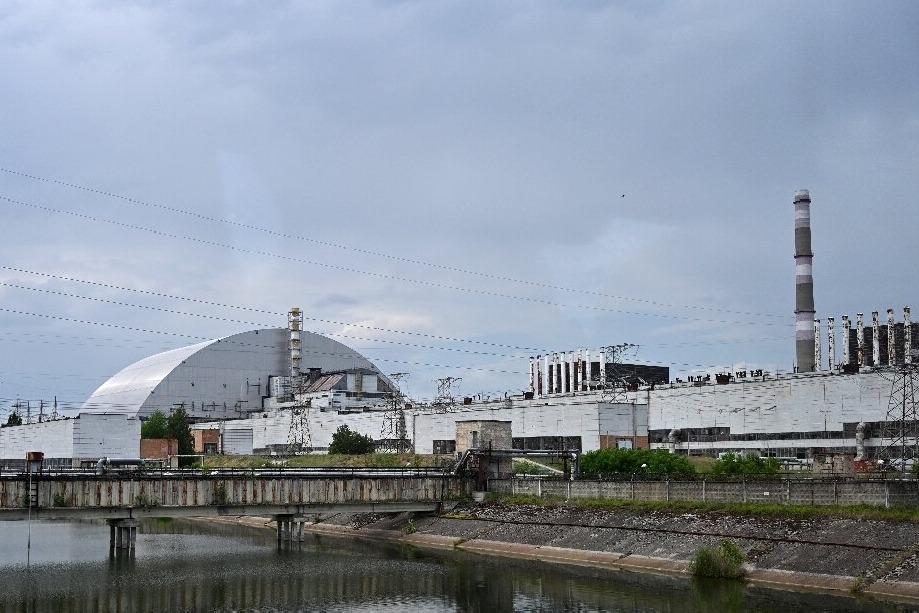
[580,448,695,477]
[514,460,551,475]
[52,491,71,507]
[690,539,746,579]
[328,425,375,455]
[213,482,229,506]
[710,453,780,476]
[134,492,159,509]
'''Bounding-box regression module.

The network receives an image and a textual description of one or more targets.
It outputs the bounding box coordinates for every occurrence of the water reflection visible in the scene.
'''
[0,520,904,612]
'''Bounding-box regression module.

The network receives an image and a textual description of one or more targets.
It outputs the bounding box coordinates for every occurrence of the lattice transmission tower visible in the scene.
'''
[286,378,312,454]
[600,343,638,403]
[879,362,919,470]
[433,377,461,414]
[380,373,410,452]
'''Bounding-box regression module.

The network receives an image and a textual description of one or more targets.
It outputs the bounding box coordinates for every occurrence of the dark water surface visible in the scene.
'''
[0,520,907,612]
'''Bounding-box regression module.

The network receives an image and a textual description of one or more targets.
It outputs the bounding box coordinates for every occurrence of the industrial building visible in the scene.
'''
[3,189,918,467]
[405,190,919,463]
[0,312,398,463]
[81,312,396,421]
[0,413,139,469]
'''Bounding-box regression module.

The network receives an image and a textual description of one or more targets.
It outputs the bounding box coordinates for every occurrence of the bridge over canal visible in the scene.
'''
[0,468,464,549]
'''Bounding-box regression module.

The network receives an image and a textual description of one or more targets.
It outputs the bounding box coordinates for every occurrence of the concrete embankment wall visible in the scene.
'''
[306,502,919,605]
[490,477,919,507]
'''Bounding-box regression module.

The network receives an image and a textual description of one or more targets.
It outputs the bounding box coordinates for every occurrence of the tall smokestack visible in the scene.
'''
[288,307,302,378]
[794,189,816,372]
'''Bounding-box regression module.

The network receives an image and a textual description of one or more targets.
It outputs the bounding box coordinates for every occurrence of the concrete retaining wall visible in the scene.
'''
[491,477,919,507]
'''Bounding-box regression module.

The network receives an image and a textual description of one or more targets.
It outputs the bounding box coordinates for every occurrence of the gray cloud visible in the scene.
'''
[0,1,917,409]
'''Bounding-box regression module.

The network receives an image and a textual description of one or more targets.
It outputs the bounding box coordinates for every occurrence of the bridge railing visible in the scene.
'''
[0,472,463,510]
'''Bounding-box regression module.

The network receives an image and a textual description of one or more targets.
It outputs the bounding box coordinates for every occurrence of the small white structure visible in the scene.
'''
[0,413,140,466]
[413,396,649,455]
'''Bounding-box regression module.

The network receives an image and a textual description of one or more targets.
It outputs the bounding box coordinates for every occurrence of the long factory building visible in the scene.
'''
[3,322,913,465]
[2,189,918,465]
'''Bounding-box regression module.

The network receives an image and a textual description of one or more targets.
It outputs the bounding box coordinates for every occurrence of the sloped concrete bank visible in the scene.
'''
[299,503,919,605]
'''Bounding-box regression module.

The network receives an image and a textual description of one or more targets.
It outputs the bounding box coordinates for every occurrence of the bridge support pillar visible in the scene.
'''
[107,519,139,551]
[275,515,308,543]
[275,515,293,543]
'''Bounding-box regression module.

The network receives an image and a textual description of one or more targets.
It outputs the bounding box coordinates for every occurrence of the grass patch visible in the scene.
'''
[688,456,719,473]
[690,539,746,579]
[486,493,919,522]
[201,453,446,469]
[514,460,552,475]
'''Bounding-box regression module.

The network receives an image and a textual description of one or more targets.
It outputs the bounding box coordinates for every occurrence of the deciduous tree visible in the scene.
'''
[140,409,168,439]
[328,425,375,455]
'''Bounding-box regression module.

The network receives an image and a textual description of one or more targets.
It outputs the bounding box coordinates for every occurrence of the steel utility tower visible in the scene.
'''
[287,405,312,454]
[879,361,919,471]
[433,377,461,414]
[286,377,312,454]
[380,373,410,452]
[600,343,638,403]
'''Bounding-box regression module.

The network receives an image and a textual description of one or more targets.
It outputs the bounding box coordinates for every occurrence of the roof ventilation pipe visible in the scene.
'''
[872,311,880,367]
[905,307,913,365]
[888,309,896,366]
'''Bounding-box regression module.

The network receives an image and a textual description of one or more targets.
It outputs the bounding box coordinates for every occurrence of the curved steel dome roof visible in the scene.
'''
[80,328,384,419]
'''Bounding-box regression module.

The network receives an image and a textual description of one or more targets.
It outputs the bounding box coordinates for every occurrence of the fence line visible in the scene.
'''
[490,477,919,508]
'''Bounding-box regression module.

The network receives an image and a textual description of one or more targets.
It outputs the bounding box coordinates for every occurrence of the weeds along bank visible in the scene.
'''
[302,499,919,606]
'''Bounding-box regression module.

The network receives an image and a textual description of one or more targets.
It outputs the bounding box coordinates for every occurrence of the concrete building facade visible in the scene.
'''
[0,413,140,467]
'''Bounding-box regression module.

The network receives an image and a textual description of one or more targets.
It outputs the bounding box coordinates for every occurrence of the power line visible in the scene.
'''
[2,266,794,357]
[1,166,788,320]
[0,266,549,352]
[0,190,790,325]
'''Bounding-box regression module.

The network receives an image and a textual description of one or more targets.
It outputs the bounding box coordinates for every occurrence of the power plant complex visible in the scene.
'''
[2,190,918,469]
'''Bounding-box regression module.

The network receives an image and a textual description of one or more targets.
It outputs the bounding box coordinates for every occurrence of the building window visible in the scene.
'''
[433,440,456,454]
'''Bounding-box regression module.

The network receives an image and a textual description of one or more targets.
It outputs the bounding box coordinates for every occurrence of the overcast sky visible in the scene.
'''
[1,1,917,415]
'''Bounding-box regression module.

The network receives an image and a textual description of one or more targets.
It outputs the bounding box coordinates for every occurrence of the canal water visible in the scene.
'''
[0,520,906,612]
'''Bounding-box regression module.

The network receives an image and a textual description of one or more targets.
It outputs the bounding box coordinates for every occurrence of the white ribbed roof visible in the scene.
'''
[81,328,382,418]
[81,340,213,413]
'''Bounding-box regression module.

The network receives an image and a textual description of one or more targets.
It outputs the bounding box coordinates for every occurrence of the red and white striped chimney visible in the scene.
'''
[794,190,816,372]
